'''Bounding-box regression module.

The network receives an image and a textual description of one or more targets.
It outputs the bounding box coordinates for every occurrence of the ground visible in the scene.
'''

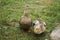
[0,0,60,40]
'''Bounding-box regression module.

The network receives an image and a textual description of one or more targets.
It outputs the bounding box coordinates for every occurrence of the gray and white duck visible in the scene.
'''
[33,18,46,34]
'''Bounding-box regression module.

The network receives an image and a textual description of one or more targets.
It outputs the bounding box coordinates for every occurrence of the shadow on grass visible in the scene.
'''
[31,32,47,40]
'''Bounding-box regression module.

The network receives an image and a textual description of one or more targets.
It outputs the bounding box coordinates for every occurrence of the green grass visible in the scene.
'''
[0,0,60,40]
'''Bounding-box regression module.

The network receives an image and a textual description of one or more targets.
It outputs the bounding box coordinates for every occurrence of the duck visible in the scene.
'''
[33,18,46,34]
[19,3,32,33]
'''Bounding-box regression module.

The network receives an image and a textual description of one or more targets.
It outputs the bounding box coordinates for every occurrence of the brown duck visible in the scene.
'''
[19,3,32,33]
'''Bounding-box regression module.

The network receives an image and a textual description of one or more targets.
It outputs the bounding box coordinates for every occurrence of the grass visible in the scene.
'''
[0,0,60,40]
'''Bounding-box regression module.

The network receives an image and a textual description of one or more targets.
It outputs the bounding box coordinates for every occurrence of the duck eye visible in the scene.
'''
[44,24,46,27]
[33,23,35,26]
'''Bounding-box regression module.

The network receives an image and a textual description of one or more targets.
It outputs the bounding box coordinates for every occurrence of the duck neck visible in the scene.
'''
[24,9,28,17]
[24,13,28,17]
[24,3,29,17]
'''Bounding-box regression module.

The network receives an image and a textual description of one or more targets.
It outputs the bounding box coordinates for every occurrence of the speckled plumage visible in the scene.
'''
[33,18,46,34]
